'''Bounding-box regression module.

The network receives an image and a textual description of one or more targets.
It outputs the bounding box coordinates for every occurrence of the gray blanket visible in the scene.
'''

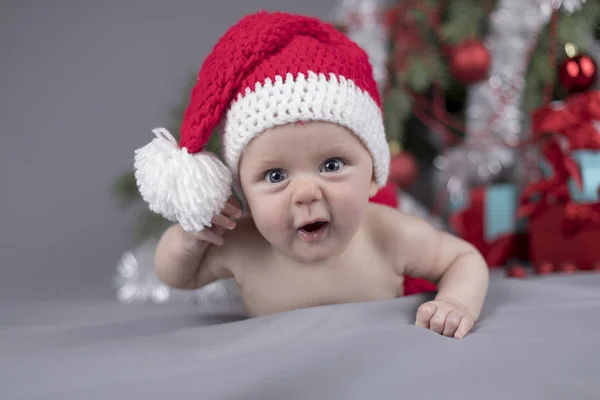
[2,272,599,399]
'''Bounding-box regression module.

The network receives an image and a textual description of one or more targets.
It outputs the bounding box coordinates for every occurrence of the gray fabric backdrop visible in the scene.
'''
[2,272,600,399]
[3,2,599,398]
[0,0,339,302]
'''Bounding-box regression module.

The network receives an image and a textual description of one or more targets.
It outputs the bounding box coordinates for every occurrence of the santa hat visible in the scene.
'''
[134,11,390,232]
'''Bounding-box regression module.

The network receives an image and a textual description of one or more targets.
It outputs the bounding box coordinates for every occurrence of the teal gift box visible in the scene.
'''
[567,150,600,204]
[448,183,526,243]
[485,184,526,242]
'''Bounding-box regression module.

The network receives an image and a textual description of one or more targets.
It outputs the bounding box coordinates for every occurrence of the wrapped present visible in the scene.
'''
[567,121,600,150]
[567,150,600,204]
[450,183,529,268]
[531,90,600,143]
[539,157,554,178]
[497,91,600,272]
[527,90,600,202]
[518,138,583,219]
[529,204,600,271]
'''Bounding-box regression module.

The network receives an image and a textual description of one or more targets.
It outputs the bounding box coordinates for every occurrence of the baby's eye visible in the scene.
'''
[321,158,344,173]
[264,169,288,183]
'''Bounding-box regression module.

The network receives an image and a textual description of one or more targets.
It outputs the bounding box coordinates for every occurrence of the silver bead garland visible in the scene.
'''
[436,0,555,207]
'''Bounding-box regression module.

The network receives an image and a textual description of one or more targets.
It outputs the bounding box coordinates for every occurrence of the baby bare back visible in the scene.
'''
[192,204,408,317]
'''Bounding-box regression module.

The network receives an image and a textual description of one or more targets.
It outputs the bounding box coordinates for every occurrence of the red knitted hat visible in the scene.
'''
[134,11,389,232]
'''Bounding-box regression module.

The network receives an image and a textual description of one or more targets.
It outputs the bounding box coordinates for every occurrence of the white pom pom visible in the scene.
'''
[134,128,232,232]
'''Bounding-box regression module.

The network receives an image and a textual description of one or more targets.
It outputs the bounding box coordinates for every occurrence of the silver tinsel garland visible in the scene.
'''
[541,0,584,15]
[399,190,445,230]
[333,0,393,91]
[435,0,559,207]
[114,238,242,311]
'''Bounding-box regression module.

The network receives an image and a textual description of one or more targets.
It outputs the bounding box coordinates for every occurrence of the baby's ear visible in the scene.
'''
[368,179,379,197]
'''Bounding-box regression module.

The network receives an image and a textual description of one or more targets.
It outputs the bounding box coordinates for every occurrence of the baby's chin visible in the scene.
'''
[270,240,347,265]
[290,251,335,265]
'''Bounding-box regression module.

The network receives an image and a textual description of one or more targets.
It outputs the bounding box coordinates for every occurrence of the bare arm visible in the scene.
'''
[372,204,489,321]
[154,224,224,290]
[400,213,489,321]
[154,199,243,290]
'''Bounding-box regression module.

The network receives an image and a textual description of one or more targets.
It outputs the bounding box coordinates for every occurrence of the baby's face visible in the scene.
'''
[238,121,378,264]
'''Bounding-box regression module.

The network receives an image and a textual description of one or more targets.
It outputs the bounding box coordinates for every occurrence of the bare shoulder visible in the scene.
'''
[226,215,268,253]
[363,202,446,273]
[362,203,409,267]
[363,202,417,245]
[203,215,268,277]
[366,201,480,282]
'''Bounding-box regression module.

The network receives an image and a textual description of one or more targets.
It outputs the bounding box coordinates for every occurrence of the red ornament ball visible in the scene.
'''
[558,262,577,274]
[534,261,554,275]
[449,39,491,84]
[558,53,597,93]
[506,265,527,279]
[389,153,419,189]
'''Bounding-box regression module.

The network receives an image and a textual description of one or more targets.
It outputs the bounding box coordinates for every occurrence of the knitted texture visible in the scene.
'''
[224,72,388,185]
[134,128,232,231]
[181,11,381,150]
[134,10,390,232]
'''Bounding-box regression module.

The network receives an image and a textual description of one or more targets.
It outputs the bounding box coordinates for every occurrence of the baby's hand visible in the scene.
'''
[415,298,474,339]
[182,198,243,249]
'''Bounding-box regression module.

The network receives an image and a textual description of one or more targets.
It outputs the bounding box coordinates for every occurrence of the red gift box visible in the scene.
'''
[450,185,529,268]
[529,204,600,270]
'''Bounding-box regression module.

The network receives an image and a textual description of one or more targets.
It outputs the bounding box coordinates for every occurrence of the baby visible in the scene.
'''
[134,11,489,339]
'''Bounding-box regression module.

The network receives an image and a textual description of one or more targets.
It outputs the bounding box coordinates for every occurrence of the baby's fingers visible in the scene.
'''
[415,302,437,329]
[454,316,474,339]
[428,306,451,335]
[222,198,243,219]
[211,213,236,231]
[194,227,224,247]
[442,311,463,338]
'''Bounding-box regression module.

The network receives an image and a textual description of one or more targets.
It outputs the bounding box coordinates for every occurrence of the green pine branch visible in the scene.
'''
[113,171,138,208]
[135,209,171,244]
[383,86,412,142]
[440,0,486,44]
[385,0,485,143]
[523,1,600,111]
[118,0,600,241]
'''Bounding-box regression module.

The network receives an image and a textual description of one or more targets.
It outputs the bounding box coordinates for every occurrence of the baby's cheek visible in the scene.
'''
[252,205,288,239]
[333,194,367,222]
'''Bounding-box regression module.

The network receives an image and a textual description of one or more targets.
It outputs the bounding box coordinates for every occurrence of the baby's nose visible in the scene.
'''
[292,178,322,205]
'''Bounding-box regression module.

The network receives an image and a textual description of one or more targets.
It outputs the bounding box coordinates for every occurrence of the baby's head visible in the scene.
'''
[134,11,390,239]
[238,120,379,262]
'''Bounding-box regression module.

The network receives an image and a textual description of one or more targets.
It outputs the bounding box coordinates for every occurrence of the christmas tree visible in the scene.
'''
[112,0,600,305]
[339,0,598,202]
[337,0,600,274]
[115,0,600,244]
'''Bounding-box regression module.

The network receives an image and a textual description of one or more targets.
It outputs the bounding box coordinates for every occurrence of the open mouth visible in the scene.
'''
[300,221,327,232]
[298,220,329,242]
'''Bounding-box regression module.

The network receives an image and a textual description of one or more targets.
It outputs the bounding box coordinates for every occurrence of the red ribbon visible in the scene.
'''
[531,90,600,142]
[450,187,528,267]
[518,138,584,219]
[568,121,600,150]
[562,203,600,236]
